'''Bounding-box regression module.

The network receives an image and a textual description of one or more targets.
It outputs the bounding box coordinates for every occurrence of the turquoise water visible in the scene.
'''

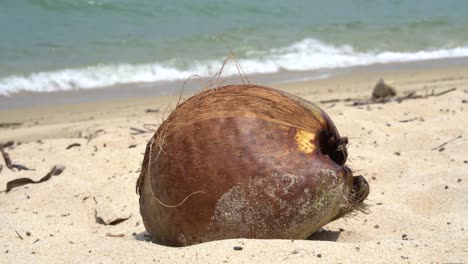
[1,0,468,94]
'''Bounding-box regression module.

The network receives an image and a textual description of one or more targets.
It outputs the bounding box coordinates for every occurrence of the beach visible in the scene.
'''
[1,62,467,263]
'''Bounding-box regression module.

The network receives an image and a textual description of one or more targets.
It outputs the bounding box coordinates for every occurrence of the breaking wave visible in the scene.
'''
[2,38,468,95]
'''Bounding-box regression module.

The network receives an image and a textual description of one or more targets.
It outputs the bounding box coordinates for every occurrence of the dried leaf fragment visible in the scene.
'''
[5,165,65,193]
[11,164,33,171]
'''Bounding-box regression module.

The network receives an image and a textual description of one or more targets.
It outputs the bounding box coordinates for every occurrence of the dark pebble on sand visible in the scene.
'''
[317,254,322,258]
[402,234,408,240]
[457,178,462,183]
[26,232,31,236]
[444,185,449,189]
[394,152,400,156]
[233,246,243,251]
[374,224,380,229]
[464,160,468,164]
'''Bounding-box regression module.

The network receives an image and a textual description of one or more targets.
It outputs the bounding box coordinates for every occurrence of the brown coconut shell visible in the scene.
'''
[137,85,369,246]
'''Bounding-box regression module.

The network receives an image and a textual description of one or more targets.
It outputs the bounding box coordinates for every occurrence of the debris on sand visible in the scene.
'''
[94,197,132,225]
[372,78,397,99]
[6,165,65,193]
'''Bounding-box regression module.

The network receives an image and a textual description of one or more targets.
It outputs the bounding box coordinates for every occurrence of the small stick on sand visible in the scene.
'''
[398,117,424,123]
[130,127,150,135]
[15,230,24,240]
[319,99,341,104]
[0,145,13,170]
[434,87,456,97]
[431,135,462,151]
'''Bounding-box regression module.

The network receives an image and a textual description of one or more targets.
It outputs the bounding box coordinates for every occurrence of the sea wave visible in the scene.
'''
[1,38,468,95]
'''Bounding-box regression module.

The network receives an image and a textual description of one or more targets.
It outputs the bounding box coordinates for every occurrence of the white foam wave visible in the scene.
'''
[2,38,468,95]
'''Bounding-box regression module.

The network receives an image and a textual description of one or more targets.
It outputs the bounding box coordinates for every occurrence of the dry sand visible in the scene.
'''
[0,64,467,263]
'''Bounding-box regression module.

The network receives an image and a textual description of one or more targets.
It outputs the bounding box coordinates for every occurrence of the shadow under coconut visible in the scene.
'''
[134,230,341,246]
[307,229,341,242]
[134,231,153,242]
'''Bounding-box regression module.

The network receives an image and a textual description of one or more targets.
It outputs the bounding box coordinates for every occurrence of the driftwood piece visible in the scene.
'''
[106,233,125,237]
[0,123,22,128]
[351,87,457,107]
[5,165,65,193]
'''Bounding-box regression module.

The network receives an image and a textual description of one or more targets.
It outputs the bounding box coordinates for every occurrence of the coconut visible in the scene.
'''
[136,85,369,246]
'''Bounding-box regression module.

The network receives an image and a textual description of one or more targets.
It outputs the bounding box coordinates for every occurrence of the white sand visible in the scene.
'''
[1,65,467,263]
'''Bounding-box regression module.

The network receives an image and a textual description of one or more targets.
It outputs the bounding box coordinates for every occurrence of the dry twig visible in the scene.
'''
[66,143,81,150]
[130,127,150,135]
[431,135,462,151]
[0,145,13,170]
[15,230,24,240]
[398,117,424,123]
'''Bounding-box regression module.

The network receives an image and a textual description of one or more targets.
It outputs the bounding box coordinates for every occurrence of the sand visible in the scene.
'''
[0,64,467,263]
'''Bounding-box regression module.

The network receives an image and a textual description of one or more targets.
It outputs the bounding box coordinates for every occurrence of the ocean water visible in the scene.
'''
[1,0,468,95]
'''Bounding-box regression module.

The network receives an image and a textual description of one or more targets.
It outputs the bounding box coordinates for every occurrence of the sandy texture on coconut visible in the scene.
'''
[0,64,467,263]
